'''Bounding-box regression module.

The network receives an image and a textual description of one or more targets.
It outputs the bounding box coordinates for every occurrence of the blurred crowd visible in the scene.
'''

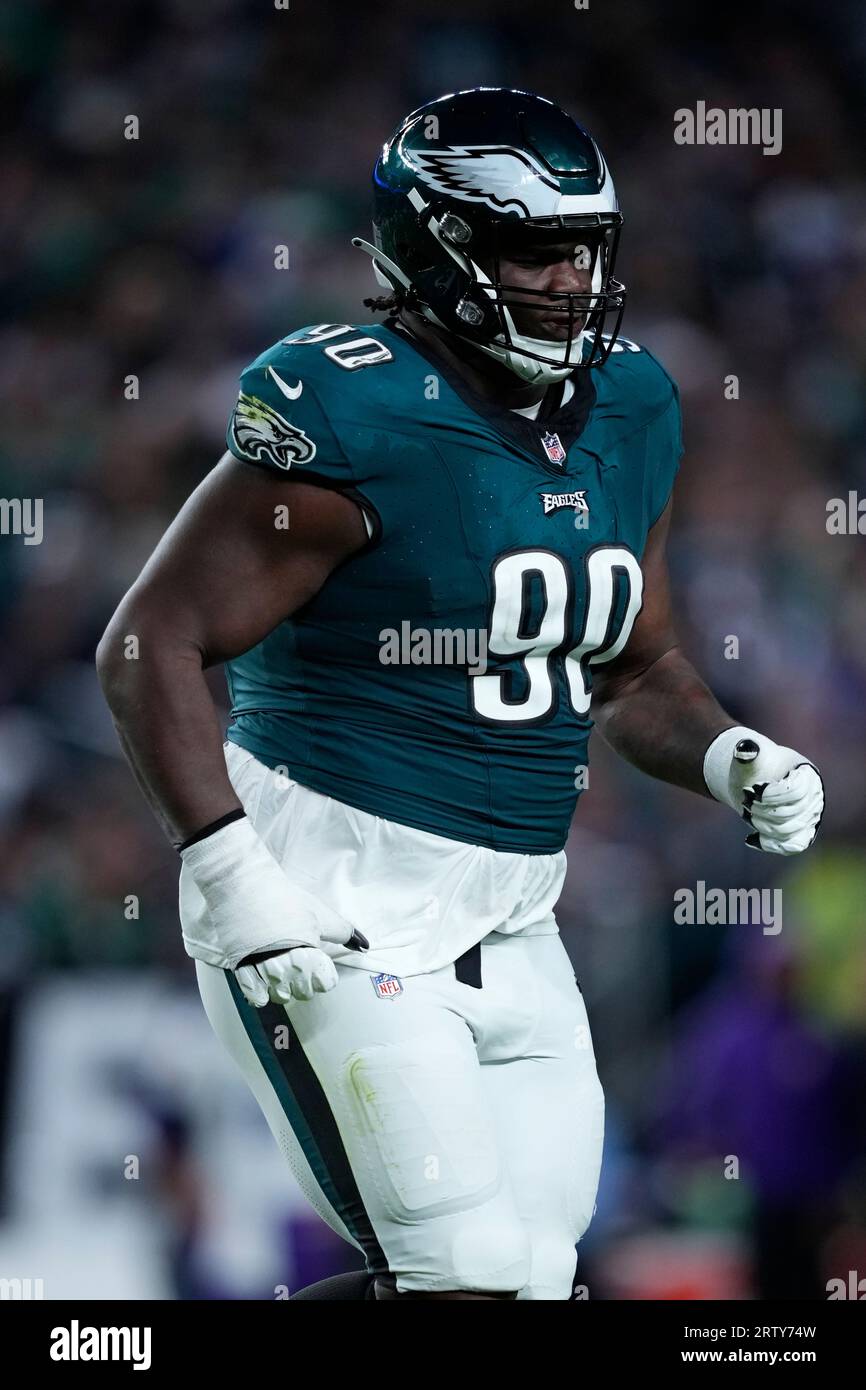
[1,0,865,1298]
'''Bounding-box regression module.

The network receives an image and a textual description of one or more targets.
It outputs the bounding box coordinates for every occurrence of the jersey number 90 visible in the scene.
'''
[472,545,643,723]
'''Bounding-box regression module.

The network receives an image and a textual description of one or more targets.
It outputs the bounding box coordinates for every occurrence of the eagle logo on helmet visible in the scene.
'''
[230,392,317,469]
[404,145,561,218]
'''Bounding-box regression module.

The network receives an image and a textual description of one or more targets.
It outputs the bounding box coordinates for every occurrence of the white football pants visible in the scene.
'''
[188,747,605,1298]
[187,745,606,1295]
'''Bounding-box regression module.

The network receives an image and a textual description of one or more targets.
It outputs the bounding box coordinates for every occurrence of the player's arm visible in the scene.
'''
[96,454,371,1004]
[590,500,731,797]
[591,500,824,853]
[97,453,367,844]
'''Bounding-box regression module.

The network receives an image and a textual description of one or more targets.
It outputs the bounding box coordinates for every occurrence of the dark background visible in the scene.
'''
[1,0,865,1299]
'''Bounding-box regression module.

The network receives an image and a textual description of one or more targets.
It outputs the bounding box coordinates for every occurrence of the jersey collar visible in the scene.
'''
[382,316,596,474]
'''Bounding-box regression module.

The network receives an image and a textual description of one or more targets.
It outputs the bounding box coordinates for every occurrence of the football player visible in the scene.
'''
[97,88,824,1300]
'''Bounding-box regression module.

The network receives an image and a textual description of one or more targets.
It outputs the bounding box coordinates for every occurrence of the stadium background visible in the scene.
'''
[1,0,865,1299]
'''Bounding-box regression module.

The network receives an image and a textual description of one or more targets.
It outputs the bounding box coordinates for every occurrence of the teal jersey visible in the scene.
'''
[223,320,683,853]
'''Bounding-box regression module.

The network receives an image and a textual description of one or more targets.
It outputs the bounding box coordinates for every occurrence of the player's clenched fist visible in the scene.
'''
[703,727,825,855]
[179,815,368,1005]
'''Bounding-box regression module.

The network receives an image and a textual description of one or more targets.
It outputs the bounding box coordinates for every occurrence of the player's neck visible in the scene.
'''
[397,309,551,411]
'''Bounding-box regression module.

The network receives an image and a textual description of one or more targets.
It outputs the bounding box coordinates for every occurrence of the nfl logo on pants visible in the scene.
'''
[371,972,403,999]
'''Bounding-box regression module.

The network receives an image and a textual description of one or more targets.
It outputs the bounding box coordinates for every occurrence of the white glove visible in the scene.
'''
[703,727,824,855]
[179,814,368,1006]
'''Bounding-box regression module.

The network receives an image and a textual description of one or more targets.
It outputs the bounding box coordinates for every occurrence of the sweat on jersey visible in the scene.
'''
[223,319,683,855]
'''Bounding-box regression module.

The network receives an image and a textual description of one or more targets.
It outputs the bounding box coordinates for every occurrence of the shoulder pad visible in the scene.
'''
[226,331,354,480]
[595,335,679,420]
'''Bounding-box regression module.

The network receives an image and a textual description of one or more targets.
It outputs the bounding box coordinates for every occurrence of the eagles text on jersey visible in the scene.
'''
[223,319,683,853]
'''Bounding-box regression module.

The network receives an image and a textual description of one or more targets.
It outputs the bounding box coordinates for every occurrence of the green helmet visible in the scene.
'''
[353,87,626,385]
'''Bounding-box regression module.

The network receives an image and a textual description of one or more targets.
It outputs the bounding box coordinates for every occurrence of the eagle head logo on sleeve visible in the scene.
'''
[230,392,317,469]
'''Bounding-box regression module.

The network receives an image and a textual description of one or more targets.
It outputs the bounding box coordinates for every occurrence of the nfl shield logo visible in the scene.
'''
[541,431,566,465]
[371,972,403,1000]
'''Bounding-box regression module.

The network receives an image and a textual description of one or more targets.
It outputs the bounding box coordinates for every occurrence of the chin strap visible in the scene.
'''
[471,326,583,384]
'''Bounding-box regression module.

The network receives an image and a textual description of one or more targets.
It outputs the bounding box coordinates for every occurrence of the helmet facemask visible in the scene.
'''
[376,195,626,385]
[439,214,626,383]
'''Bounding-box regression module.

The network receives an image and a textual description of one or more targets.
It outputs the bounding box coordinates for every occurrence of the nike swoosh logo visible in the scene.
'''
[267,366,303,400]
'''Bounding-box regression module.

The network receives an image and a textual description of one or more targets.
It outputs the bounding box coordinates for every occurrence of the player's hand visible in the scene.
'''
[703,727,824,855]
[179,814,369,1005]
[235,935,361,1007]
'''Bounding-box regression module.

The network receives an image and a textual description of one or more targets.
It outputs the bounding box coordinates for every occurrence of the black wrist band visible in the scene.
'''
[177,808,247,853]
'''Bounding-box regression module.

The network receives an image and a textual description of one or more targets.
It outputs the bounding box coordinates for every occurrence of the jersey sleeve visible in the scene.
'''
[225,349,354,490]
[644,373,684,528]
